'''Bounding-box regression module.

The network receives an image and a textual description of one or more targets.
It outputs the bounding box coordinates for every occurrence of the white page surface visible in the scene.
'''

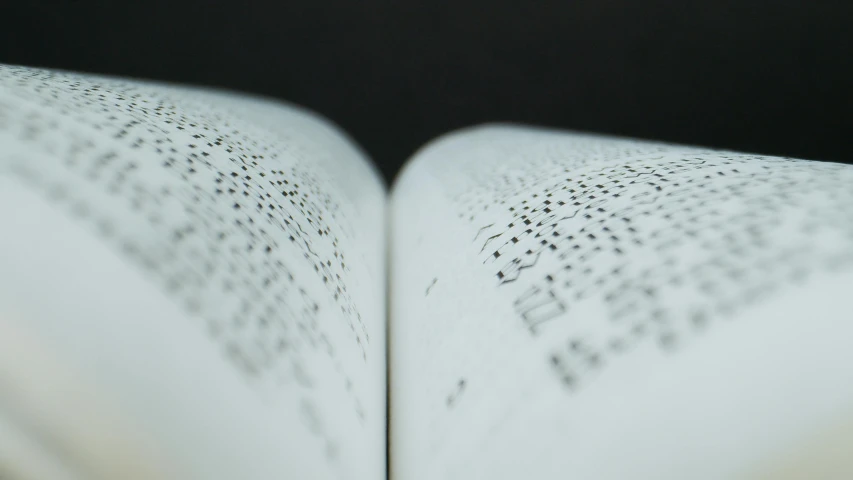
[0,65,386,480]
[391,125,853,480]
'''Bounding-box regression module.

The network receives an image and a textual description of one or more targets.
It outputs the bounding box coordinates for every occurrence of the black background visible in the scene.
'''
[2,1,851,183]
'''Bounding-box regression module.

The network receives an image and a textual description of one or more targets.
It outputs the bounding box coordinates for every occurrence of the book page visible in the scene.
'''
[0,65,386,479]
[390,125,853,480]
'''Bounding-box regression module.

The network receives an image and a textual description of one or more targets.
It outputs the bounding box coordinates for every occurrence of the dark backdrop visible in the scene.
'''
[2,1,851,183]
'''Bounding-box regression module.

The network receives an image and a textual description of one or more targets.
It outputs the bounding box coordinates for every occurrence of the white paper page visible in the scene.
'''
[0,65,386,480]
[390,125,853,480]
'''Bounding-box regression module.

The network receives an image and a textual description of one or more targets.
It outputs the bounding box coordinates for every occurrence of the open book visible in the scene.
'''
[1,64,852,480]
